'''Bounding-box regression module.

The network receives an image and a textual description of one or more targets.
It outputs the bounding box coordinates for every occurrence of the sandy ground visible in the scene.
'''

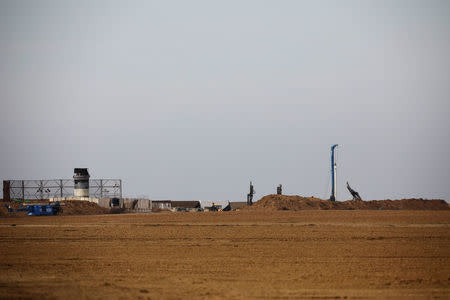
[0,210,449,299]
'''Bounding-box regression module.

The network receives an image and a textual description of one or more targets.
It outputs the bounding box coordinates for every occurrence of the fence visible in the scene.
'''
[3,179,122,201]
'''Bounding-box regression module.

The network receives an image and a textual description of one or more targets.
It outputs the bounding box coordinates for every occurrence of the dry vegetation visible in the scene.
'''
[0,210,449,299]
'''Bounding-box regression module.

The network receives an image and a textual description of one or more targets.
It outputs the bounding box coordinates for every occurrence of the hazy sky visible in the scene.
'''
[1,0,449,205]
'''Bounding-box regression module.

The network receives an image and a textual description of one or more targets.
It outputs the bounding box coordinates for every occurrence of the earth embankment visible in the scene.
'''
[0,200,110,217]
[248,194,449,211]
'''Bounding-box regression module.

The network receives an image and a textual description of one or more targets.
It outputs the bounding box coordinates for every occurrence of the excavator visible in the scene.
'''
[346,182,362,201]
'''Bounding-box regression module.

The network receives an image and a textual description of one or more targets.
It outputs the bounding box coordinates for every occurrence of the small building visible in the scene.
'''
[121,198,152,212]
[97,197,116,208]
[223,201,248,211]
[94,197,151,212]
[152,200,172,210]
[171,201,202,212]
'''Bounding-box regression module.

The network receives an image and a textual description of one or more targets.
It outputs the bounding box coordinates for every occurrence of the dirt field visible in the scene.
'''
[1,210,449,299]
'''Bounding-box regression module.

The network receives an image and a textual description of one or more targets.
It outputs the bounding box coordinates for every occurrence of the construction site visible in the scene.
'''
[2,145,448,215]
[0,145,449,299]
[2,0,450,297]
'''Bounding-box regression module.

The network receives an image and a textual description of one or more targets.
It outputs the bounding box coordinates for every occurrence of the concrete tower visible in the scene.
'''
[73,168,90,198]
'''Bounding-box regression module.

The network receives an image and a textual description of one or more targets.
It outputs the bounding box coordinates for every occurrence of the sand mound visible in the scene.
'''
[0,200,110,217]
[345,198,449,210]
[0,202,29,217]
[249,195,334,210]
[60,201,110,215]
[248,195,449,211]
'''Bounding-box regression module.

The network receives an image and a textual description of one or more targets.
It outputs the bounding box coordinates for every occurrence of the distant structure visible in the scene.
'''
[152,200,172,210]
[204,202,222,212]
[73,168,90,198]
[247,181,255,205]
[330,144,338,202]
[170,201,202,212]
[277,184,282,195]
[223,201,247,211]
[346,182,362,201]
[2,169,122,201]
[120,198,152,212]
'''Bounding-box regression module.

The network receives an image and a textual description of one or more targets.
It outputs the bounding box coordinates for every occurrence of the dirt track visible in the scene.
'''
[1,211,449,299]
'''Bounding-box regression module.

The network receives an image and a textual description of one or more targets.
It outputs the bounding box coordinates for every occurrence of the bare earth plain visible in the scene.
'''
[1,210,449,299]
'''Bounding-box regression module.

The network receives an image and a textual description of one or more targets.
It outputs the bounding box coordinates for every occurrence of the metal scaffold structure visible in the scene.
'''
[3,179,122,201]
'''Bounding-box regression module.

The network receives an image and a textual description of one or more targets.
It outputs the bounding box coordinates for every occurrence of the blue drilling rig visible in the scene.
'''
[4,202,63,216]
[330,144,338,202]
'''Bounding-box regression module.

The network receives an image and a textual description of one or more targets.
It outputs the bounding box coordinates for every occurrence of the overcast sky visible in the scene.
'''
[1,0,449,205]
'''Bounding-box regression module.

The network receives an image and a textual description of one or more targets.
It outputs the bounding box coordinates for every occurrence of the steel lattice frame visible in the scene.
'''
[7,179,122,200]
[89,179,122,199]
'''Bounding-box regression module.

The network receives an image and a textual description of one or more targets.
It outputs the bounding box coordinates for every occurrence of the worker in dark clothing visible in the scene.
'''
[276,184,282,195]
[347,182,362,200]
[247,181,255,205]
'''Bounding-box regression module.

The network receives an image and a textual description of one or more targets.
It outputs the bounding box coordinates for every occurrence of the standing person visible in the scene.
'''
[247,181,255,205]
[277,184,282,195]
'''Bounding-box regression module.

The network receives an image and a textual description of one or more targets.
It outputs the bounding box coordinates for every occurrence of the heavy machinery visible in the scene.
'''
[330,144,338,202]
[4,202,63,216]
[346,182,362,200]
